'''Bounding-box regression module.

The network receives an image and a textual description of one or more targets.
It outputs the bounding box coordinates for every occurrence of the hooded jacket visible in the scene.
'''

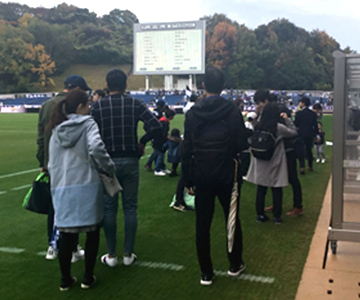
[152,116,170,151]
[182,95,248,187]
[48,114,115,228]
[246,119,297,187]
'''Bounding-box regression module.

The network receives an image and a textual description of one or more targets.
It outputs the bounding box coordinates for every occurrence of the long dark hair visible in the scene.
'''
[256,102,279,135]
[46,90,89,132]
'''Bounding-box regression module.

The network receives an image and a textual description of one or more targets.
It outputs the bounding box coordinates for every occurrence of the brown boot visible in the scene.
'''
[264,205,273,212]
[286,207,304,217]
[144,164,152,171]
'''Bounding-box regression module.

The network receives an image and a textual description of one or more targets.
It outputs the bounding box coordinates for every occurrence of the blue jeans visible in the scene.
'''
[154,150,166,172]
[103,157,139,256]
[146,149,157,168]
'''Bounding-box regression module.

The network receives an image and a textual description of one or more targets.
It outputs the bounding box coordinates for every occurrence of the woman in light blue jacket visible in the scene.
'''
[48,90,115,291]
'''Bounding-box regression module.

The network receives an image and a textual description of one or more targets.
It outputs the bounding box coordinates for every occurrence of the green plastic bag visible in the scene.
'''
[169,188,195,210]
[22,172,51,214]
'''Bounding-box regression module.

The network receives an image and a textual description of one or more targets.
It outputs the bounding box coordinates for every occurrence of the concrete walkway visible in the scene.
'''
[296,179,360,299]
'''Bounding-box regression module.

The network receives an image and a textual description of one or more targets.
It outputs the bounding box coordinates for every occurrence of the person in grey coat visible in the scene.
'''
[246,103,298,224]
[48,90,115,291]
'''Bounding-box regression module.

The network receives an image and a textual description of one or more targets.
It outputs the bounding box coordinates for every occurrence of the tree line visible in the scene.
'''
[0,3,355,93]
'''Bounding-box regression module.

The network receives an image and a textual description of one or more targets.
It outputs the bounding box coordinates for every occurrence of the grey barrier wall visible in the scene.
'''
[328,51,360,254]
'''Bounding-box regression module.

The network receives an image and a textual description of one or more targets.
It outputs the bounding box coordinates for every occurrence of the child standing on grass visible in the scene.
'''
[163,128,182,177]
[153,108,176,176]
[314,121,326,163]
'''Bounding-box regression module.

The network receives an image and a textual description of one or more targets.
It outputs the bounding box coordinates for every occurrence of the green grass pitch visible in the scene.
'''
[0,112,332,299]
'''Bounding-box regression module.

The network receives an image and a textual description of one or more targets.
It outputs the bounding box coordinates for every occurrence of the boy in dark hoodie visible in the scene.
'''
[181,67,248,285]
[153,108,176,176]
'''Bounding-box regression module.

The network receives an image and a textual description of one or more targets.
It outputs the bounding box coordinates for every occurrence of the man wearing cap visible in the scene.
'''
[36,74,91,260]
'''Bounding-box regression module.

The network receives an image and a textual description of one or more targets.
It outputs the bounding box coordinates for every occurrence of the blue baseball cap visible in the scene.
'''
[64,75,91,91]
[156,99,166,108]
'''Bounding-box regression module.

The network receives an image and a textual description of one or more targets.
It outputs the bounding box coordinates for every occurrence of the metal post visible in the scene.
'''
[145,76,149,91]
[331,50,346,230]
[164,75,173,90]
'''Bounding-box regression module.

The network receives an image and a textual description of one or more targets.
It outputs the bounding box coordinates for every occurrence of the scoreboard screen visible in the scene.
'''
[133,20,205,75]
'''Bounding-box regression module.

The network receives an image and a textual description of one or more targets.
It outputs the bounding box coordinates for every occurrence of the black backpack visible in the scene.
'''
[249,130,277,160]
[348,107,360,131]
[191,119,233,183]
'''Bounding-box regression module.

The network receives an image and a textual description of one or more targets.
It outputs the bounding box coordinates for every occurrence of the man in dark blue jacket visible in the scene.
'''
[294,97,319,174]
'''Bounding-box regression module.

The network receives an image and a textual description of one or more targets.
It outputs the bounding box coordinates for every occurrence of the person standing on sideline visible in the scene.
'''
[144,99,167,171]
[247,102,298,224]
[90,69,162,267]
[263,93,304,217]
[163,128,182,177]
[47,90,115,291]
[92,89,105,102]
[36,75,91,261]
[153,108,176,176]
[294,97,319,174]
[314,121,326,163]
[182,67,248,285]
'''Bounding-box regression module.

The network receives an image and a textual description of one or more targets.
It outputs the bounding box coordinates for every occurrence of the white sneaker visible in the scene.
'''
[45,245,57,260]
[316,159,320,163]
[100,253,119,267]
[71,245,85,263]
[321,158,326,163]
[123,253,137,266]
[163,169,172,174]
[154,170,166,176]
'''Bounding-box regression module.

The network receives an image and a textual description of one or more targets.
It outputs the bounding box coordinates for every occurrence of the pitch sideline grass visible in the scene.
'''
[0,112,332,300]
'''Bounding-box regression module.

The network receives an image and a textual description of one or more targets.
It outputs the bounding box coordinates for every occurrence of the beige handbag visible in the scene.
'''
[99,173,122,197]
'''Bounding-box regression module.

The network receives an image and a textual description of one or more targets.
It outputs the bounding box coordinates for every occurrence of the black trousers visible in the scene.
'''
[256,185,282,218]
[195,182,243,275]
[286,150,303,209]
[239,152,251,177]
[58,228,100,284]
[47,201,54,243]
[300,137,314,169]
[172,162,179,173]
[175,173,185,205]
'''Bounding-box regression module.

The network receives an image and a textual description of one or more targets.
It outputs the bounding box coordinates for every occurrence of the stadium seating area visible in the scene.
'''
[0,93,190,107]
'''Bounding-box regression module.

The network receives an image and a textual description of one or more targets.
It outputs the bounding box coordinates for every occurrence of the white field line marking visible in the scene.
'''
[140,154,151,160]
[0,168,38,179]
[11,184,32,191]
[0,130,37,133]
[0,247,25,254]
[214,270,275,284]
[135,260,184,271]
[134,261,275,283]
[0,191,7,195]
[32,254,275,283]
